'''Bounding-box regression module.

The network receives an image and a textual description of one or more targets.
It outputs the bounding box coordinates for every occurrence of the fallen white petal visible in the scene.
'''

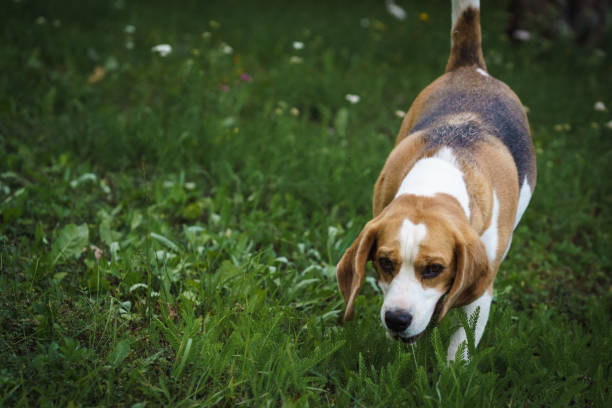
[385,0,406,21]
[345,94,360,104]
[512,29,531,41]
[594,101,607,111]
[151,44,172,57]
[220,43,233,54]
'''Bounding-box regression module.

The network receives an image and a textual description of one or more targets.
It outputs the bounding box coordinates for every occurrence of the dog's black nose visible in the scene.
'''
[385,310,413,332]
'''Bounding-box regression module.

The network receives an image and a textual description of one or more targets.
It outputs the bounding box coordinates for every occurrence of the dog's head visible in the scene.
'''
[336,194,491,342]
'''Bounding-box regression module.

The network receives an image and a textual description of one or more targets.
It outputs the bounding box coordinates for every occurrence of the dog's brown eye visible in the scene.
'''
[379,257,394,275]
[423,263,444,279]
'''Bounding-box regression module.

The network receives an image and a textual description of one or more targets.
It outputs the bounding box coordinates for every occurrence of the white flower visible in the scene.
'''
[124,24,135,34]
[155,250,176,261]
[512,29,532,42]
[594,101,607,111]
[345,94,360,104]
[395,110,406,118]
[292,41,304,50]
[220,42,233,54]
[35,16,46,25]
[385,0,406,21]
[606,120,612,130]
[289,55,303,64]
[151,44,172,57]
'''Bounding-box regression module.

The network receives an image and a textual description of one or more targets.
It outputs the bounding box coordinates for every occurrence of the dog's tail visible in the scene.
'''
[446,0,486,72]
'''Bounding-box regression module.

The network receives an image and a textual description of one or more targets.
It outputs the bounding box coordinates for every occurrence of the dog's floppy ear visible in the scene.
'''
[336,221,378,321]
[438,223,491,321]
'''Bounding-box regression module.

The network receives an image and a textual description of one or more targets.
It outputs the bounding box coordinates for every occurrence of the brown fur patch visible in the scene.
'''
[471,139,519,269]
[446,7,486,72]
[373,133,426,216]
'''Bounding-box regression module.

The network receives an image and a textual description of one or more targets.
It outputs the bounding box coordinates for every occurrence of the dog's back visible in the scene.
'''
[396,0,536,191]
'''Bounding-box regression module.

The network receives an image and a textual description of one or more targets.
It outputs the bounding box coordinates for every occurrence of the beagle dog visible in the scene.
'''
[337,0,536,361]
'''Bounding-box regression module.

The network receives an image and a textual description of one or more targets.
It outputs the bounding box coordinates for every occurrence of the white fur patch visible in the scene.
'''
[515,177,532,229]
[480,190,499,263]
[378,280,390,295]
[435,145,459,165]
[452,0,480,29]
[476,67,489,77]
[380,219,444,338]
[447,291,492,361]
[501,234,512,262]
[395,148,471,219]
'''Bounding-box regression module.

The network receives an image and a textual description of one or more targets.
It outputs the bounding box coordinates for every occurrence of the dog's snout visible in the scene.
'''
[384,310,413,332]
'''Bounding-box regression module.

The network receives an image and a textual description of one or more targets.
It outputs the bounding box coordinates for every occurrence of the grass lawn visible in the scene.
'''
[1,0,611,406]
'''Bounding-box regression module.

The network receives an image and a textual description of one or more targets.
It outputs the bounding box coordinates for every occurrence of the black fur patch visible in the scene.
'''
[424,121,482,149]
[411,90,535,186]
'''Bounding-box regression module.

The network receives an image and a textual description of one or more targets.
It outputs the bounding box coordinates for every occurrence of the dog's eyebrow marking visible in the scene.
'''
[395,147,471,218]
[476,67,489,77]
[399,219,427,264]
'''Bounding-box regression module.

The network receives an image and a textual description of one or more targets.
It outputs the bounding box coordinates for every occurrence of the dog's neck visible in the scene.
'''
[395,147,469,216]
[395,147,491,234]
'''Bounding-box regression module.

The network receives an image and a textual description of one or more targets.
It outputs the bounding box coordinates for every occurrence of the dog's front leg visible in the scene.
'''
[446,291,493,362]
